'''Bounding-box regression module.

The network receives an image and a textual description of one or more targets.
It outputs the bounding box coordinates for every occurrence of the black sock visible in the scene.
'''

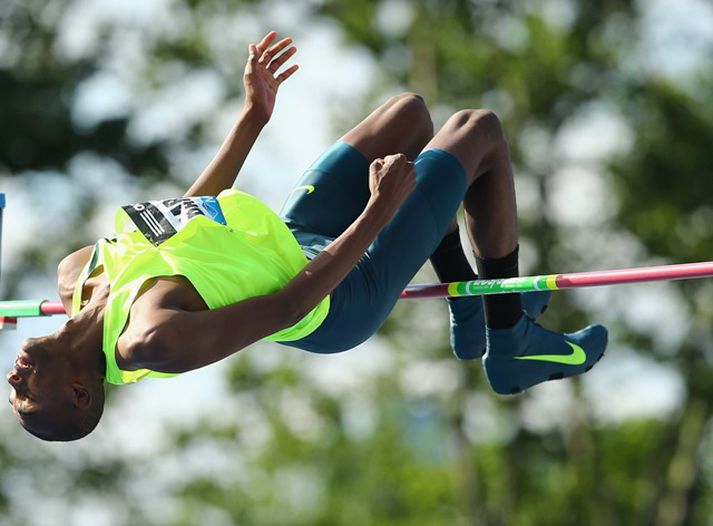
[430,230,477,298]
[474,247,523,329]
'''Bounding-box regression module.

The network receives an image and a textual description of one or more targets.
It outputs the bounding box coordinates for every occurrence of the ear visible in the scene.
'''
[71,382,92,410]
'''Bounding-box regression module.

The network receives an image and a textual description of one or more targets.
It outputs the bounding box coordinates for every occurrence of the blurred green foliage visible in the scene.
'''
[1,0,712,524]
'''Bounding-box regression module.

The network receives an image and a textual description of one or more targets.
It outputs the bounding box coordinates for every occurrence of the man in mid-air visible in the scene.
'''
[8,32,607,441]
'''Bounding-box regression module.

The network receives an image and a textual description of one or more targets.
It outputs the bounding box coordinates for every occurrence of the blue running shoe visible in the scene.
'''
[483,317,608,395]
[448,290,552,360]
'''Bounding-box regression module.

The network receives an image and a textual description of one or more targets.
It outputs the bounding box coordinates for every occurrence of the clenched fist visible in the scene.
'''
[368,154,416,220]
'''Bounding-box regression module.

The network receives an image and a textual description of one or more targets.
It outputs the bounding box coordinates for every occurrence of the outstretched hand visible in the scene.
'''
[243,31,299,124]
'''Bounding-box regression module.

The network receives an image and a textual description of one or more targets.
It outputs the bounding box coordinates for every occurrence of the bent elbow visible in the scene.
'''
[124,329,169,371]
[279,293,312,328]
[287,301,308,328]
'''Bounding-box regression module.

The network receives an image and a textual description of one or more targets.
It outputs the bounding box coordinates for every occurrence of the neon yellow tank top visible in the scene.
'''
[71,189,330,385]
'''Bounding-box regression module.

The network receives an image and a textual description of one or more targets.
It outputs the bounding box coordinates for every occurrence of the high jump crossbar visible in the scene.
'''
[1,192,712,322]
[1,261,712,320]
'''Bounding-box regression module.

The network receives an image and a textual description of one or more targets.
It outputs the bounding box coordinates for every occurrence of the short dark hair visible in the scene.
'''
[21,380,105,442]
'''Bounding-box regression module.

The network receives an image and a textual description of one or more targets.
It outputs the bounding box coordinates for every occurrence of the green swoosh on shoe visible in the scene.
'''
[513,340,586,365]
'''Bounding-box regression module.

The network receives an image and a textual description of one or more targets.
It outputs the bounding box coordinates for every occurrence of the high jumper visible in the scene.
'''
[5,31,613,441]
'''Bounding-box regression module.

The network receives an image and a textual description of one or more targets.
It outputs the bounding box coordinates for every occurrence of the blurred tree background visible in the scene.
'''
[1,0,712,525]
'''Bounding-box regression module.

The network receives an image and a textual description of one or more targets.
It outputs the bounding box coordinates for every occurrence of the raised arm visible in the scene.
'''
[184,31,299,197]
[126,155,416,374]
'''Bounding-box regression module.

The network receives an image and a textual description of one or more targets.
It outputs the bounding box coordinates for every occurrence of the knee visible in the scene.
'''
[390,91,426,108]
[387,92,434,139]
[448,109,505,144]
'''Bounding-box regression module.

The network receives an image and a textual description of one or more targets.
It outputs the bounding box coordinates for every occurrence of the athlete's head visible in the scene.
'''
[7,334,105,441]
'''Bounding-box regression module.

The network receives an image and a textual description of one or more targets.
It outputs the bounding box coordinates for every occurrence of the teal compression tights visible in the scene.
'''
[279,141,467,353]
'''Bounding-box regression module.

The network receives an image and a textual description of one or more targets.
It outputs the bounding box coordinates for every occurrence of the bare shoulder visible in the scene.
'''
[57,245,95,301]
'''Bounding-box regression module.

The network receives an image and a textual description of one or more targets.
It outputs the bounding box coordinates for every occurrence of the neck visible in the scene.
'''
[55,291,108,378]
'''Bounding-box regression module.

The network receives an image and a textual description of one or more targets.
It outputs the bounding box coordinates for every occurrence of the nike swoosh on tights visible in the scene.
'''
[291,185,315,195]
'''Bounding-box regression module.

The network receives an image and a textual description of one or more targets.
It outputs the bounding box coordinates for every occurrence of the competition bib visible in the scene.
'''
[121,196,227,246]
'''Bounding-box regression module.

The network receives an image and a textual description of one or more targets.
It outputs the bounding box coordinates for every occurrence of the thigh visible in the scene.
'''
[283,148,468,354]
[363,149,468,309]
[279,94,433,238]
[279,141,371,238]
[424,109,505,186]
[341,92,433,161]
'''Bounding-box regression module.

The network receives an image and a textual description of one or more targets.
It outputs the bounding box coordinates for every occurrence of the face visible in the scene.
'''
[6,337,72,422]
